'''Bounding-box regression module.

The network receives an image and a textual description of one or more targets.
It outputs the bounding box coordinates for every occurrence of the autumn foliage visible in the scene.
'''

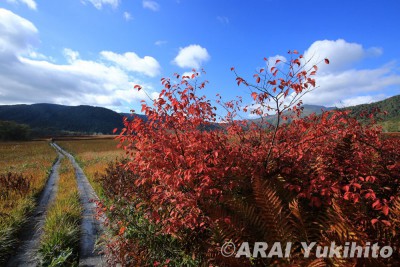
[100,51,399,266]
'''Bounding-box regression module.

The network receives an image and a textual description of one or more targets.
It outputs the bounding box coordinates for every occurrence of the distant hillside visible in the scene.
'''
[120,113,147,121]
[0,103,133,136]
[248,95,400,132]
[344,95,400,118]
[249,104,335,125]
[343,95,400,132]
[0,95,398,137]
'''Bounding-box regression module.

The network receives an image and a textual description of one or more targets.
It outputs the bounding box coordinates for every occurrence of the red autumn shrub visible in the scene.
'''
[107,51,400,265]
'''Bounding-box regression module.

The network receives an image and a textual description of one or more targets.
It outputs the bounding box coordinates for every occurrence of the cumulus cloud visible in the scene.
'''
[299,39,400,107]
[267,55,287,69]
[123,11,132,21]
[63,48,80,63]
[334,95,387,108]
[6,0,37,10]
[0,8,38,55]
[173,44,210,69]
[27,50,53,61]
[101,51,161,77]
[142,0,160,11]
[81,0,119,9]
[245,39,400,116]
[303,39,382,73]
[181,71,201,80]
[0,8,158,111]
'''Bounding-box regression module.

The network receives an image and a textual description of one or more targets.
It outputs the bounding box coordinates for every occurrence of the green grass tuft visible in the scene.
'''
[38,158,81,266]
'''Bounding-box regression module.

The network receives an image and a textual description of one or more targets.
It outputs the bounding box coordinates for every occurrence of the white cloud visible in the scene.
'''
[244,39,400,115]
[302,65,400,107]
[123,11,133,21]
[6,0,37,10]
[267,55,287,69]
[299,39,400,107]
[0,8,38,55]
[217,16,229,24]
[81,0,119,9]
[334,95,387,108]
[303,39,382,73]
[182,71,193,78]
[173,44,210,69]
[101,51,161,77]
[142,0,160,11]
[0,8,158,111]
[181,71,201,79]
[27,50,53,61]
[155,40,167,46]
[63,48,80,63]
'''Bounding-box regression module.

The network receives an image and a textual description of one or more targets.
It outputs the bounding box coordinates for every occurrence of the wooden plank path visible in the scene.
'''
[6,144,63,267]
[6,143,106,266]
[52,143,106,267]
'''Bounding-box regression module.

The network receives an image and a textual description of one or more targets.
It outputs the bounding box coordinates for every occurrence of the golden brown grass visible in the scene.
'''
[38,157,81,266]
[0,141,57,263]
[57,139,125,197]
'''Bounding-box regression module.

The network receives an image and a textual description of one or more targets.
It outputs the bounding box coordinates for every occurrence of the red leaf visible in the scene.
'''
[230,67,235,71]
[134,84,142,91]
[256,77,261,83]
[324,58,330,64]
[371,218,379,225]
[293,50,299,54]
[275,59,281,64]
[251,92,258,100]
[381,220,391,226]
[113,128,118,134]
[119,226,126,235]
[224,217,231,224]
[382,205,389,216]
[372,199,381,209]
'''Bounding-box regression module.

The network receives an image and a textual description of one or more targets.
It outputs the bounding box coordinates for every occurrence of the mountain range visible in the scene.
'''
[0,95,399,137]
[0,104,127,136]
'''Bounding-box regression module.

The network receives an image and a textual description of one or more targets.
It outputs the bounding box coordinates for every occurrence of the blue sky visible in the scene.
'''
[0,0,399,115]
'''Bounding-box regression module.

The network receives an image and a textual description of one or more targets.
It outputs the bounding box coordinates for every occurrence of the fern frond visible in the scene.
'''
[289,199,331,243]
[252,175,295,243]
[326,201,364,244]
[390,196,400,230]
[306,258,329,267]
